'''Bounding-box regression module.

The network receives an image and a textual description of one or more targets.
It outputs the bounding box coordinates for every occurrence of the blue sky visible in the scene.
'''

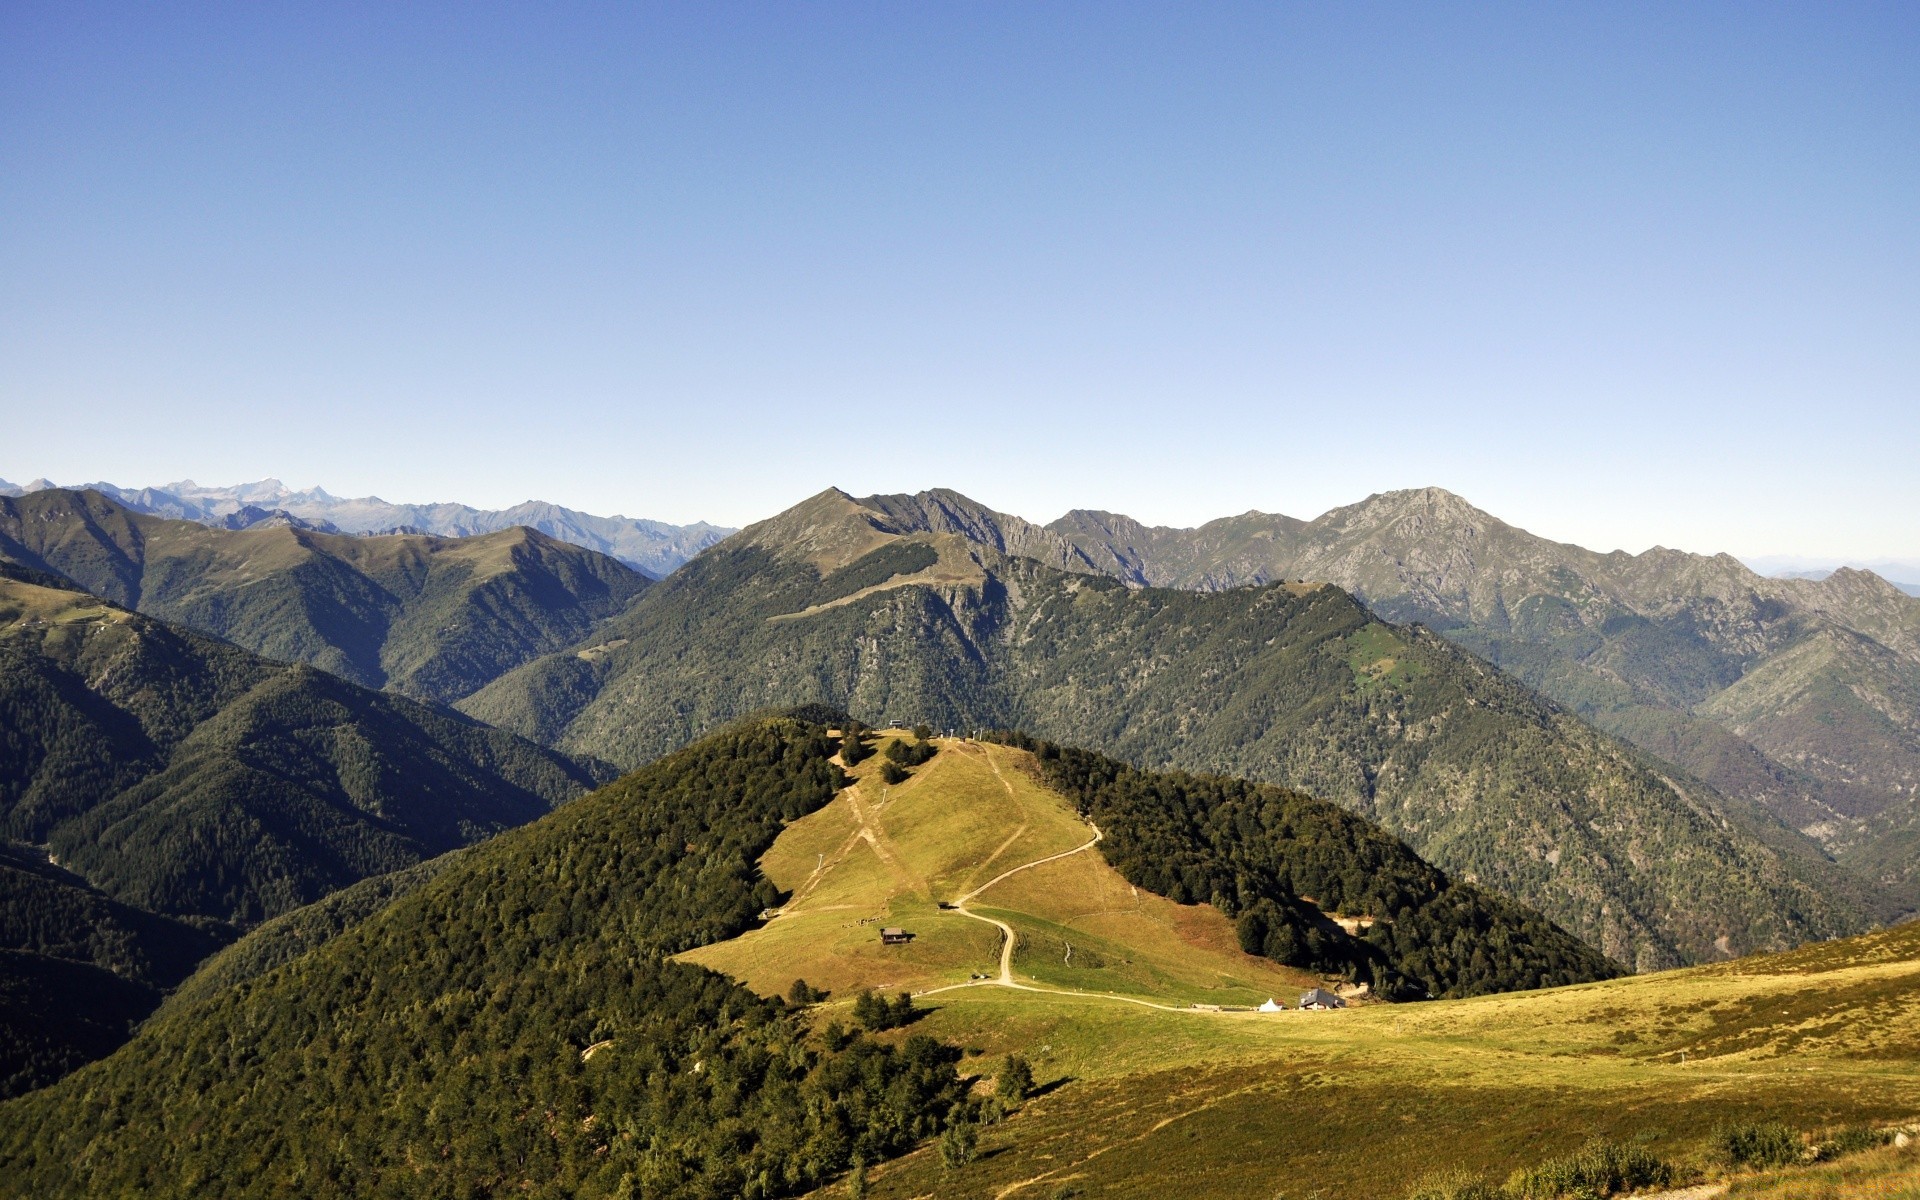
[3,3,1915,557]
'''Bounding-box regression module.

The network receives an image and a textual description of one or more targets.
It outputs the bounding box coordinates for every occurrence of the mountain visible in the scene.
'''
[0,843,224,1097]
[0,713,1623,1198]
[0,488,650,705]
[462,487,1871,970]
[1044,488,1920,911]
[0,568,600,927]
[1,477,734,577]
[0,566,604,1091]
[686,728,1615,1007]
[2,715,1913,1200]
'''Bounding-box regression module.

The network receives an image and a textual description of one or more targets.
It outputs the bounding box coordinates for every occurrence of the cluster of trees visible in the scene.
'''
[0,716,979,1199]
[840,721,938,783]
[988,733,1620,998]
[851,987,918,1031]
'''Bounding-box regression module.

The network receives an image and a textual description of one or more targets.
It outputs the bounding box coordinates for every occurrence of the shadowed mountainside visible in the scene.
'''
[1043,488,1920,912]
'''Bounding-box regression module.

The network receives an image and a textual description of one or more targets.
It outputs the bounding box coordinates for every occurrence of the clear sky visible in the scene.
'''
[3,3,1915,558]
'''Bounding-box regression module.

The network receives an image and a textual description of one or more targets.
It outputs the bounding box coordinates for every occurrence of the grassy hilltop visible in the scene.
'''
[735,741,1919,1199]
[830,918,1920,1200]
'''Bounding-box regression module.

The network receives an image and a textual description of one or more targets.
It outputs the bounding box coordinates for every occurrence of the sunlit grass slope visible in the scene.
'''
[680,736,1317,1007]
[824,918,1920,1199]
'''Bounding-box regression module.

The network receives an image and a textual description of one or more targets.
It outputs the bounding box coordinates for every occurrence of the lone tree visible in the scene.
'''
[995,1053,1034,1103]
[939,1121,979,1170]
[787,978,821,1006]
[841,729,871,766]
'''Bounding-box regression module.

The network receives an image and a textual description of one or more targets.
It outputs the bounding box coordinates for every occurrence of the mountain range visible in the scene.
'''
[1033,487,1920,909]
[0,561,605,1094]
[0,477,734,578]
[460,487,1875,970]
[0,714,1618,1198]
[1,473,1917,1196]
[0,488,650,706]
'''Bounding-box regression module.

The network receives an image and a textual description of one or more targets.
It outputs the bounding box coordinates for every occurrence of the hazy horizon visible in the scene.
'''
[5,4,1915,558]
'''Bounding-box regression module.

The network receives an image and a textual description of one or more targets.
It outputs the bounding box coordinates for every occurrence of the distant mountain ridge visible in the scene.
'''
[0,477,733,578]
[0,489,650,705]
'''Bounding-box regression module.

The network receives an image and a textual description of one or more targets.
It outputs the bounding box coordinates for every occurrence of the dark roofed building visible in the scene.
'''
[1299,988,1345,1010]
[880,927,913,945]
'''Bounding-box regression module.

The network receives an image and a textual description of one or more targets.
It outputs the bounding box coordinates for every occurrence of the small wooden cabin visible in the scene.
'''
[880,927,914,945]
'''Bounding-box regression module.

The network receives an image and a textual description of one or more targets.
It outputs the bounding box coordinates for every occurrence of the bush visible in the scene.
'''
[995,1054,1034,1103]
[939,1121,979,1169]
[879,760,909,785]
[1508,1138,1673,1199]
[1406,1174,1502,1200]
[912,723,933,740]
[1714,1122,1802,1169]
[787,978,822,1006]
[1813,1125,1891,1162]
[883,737,937,767]
[841,732,871,766]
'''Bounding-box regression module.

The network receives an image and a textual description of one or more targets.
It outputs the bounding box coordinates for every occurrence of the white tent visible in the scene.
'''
[1258,998,1285,1013]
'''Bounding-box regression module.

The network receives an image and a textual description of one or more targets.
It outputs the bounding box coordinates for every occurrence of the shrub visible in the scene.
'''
[879,760,909,785]
[995,1054,1034,1103]
[883,737,937,767]
[841,733,871,766]
[912,723,933,740]
[852,988,917,1031]
[1714,1122,1802,1169]
[1406,1172,1502,1200]
[787,979,821,1006]
[1811,1124,1888,1162]
[939,1121,979,1169]
[1508,1138,1673,1199]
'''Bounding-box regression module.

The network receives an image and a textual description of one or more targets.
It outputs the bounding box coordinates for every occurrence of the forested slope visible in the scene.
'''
[989,734,1620,998]
[0,716,972,1200]
[0,572,600,926]
[0,488,649,703]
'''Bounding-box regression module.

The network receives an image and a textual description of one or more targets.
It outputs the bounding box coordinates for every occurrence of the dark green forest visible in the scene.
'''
[0,574,599,925]
[0,716,981,1200]
[988,732,1621,998]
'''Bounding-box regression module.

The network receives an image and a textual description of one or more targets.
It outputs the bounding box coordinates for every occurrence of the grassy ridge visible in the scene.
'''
[831,920,1920,1199]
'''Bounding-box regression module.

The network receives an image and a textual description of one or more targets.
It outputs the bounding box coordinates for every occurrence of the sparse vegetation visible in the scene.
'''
[1506,1138,1673,1199]
[1714,1121,1804,1169]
